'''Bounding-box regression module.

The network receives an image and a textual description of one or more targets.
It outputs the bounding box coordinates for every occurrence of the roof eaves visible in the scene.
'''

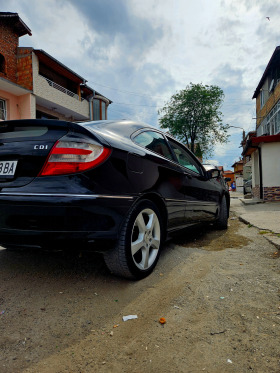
[33,49,86,82]
[84,84,112,104]
[33,50,112,103]
[0,12,32,36]
[252,46,280,99]
[252,133,280,144]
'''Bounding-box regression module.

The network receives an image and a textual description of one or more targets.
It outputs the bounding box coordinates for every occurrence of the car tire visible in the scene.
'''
[214,196,228,230]
[103,199,162,280]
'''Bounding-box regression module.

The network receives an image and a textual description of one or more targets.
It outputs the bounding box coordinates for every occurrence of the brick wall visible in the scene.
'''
[263,186,280,201]
[17,48,33,91]
[0,20,19,83]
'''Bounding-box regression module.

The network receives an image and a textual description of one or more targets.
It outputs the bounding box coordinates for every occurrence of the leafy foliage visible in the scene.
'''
[158,83,229,157]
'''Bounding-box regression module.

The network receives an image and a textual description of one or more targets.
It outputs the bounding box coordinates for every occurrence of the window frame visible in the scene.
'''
[131,128,206,177]
[166,137,205,176]
[0,98,7,120]
[260,90,265,109]
[93,99,107,120]
[0,53,6,75]
[93,99,100,121]
[132,129,174,160]
[260,100,280,135]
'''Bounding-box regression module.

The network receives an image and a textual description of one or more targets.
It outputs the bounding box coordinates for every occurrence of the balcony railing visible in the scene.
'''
[41,76,81,101]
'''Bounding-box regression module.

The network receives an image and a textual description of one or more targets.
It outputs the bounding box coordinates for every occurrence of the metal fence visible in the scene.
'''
[42,76,80,101]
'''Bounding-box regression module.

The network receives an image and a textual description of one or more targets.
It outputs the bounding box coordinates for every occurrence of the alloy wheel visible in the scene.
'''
[131,208,161,270]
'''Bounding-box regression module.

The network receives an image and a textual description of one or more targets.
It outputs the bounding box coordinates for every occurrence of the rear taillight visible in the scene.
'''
[39,141,111,176]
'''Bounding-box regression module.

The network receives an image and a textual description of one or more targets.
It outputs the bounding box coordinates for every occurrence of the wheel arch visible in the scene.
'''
[136,192,168,240]
[224,192,230,218]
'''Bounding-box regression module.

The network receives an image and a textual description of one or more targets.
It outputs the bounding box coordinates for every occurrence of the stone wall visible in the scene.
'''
[263,186,280,201]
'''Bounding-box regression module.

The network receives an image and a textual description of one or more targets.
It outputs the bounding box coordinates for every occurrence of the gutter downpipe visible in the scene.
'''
[258,146,263,200]
[89,90,95,120]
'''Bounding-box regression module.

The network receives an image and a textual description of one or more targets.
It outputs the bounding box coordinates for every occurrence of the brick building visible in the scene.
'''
[0,13,33,119]
[0,12,111,121]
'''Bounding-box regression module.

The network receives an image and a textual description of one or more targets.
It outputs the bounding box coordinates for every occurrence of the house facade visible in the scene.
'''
[244,46,280,201]
[241,131,255,183]
[231,159,243,193]
[223,170,235,189]
[0,12,111,122]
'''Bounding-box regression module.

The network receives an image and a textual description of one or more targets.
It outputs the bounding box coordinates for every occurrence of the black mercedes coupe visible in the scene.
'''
[0,119,229,279]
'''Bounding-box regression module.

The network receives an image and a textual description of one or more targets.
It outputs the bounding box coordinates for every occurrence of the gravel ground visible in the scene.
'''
[0,211,279,373]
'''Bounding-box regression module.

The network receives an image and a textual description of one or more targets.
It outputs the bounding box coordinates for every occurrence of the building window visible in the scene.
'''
[0,54,5,74]
[101,101,106,119]
[0,99,7,120]
[93,99,107,120]
[276,110,280,134]
[260,90,265,108]
[260,100,280,135]
[93,99,100,120]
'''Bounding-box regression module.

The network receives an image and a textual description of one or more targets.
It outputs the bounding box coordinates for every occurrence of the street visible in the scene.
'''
[0,198,279,373]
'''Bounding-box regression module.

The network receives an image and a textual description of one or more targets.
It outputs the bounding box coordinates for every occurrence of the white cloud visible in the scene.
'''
[2,0,279,169]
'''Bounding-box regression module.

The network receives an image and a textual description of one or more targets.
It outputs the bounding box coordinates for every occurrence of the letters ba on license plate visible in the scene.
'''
[0,160,18,177]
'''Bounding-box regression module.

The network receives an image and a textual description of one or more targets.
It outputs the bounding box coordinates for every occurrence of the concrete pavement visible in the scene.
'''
[229,191,280,248]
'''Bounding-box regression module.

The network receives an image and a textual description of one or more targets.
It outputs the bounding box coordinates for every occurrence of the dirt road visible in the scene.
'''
[0,211,279,372]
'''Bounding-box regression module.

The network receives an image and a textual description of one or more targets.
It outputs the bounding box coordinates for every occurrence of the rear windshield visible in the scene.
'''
[0,126,48,140]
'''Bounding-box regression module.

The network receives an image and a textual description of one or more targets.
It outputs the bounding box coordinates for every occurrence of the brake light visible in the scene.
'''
[39,141,111,176]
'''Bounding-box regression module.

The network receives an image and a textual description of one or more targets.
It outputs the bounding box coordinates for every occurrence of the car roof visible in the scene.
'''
[79,119,155,139]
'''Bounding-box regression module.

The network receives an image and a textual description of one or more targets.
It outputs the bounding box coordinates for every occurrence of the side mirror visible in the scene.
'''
[207,169,220,179]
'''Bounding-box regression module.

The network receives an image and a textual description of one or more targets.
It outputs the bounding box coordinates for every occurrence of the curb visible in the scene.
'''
[238,216,280,250]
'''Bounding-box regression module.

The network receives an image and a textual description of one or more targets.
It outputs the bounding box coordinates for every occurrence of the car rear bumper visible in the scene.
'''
[0,193,135,249]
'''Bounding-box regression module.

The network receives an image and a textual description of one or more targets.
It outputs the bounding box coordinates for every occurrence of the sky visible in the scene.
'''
[3,0,280,170]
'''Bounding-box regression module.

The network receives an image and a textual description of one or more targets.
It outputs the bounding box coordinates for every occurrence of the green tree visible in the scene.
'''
[158,83,229,157]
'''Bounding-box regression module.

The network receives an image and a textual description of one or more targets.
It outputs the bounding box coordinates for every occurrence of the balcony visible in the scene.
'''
[33,74,90,120]
[43,76,82,101]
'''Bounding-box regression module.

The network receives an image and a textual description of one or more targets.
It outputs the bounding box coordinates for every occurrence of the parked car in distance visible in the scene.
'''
[0,119,230,280]
[244,176,252,194]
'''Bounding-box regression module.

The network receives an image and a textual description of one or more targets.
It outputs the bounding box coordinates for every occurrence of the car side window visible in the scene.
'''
[168,139,202,175]
[133,131,173,160]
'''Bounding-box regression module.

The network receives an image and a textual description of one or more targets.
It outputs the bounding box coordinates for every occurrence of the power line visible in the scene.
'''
[90,81,169,100]
[113,102,161,108]
[90,79,256,109]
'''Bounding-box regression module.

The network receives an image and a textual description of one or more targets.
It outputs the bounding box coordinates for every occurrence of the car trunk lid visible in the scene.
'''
[0,120,69,188]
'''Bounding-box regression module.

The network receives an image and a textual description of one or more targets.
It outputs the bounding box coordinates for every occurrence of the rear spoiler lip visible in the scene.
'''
[1,119,70,129]
[0,119,111,147]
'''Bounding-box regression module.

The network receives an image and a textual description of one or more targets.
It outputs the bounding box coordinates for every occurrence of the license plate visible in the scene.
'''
[0,160,18,177]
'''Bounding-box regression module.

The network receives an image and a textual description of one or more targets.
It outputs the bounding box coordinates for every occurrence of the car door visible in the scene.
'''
[166,138,221,223]
[132,130,187,230]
